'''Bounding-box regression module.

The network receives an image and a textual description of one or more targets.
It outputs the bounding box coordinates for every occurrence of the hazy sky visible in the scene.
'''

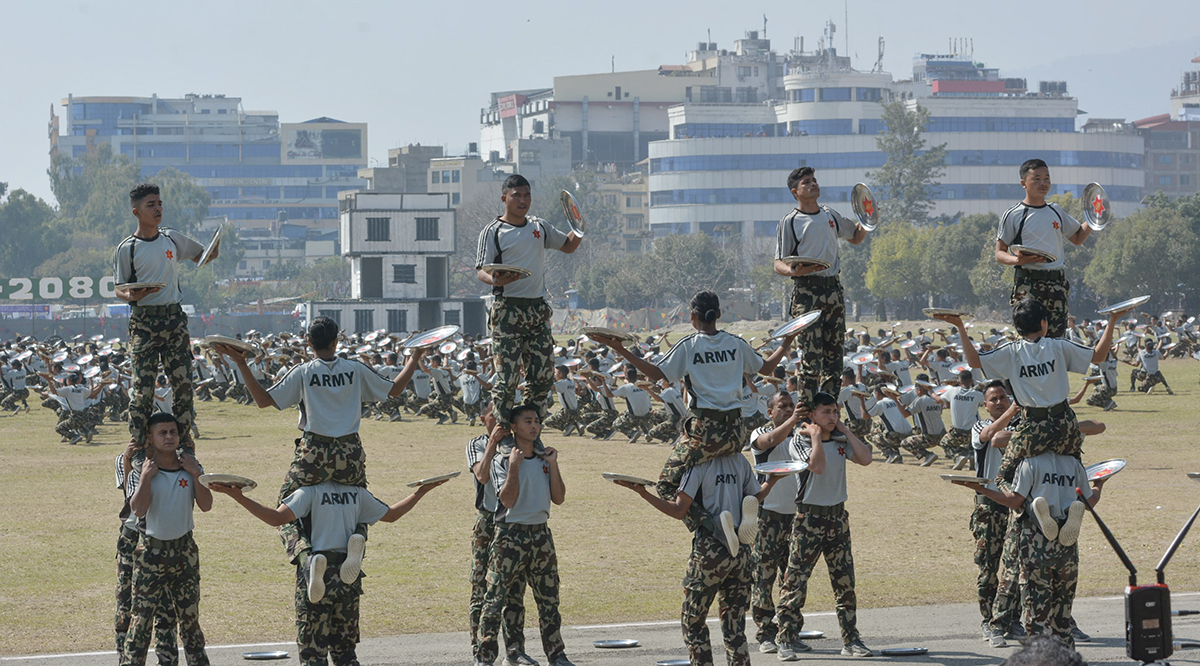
[3,0,1198,204]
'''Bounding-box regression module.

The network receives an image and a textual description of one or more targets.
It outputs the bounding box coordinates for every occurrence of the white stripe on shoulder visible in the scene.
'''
[978,340,1015,357]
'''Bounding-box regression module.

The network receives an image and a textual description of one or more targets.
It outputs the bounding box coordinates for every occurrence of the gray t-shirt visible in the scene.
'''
[867,397,912,435]
[144,466,201,541]
[659,386,687,418]
[491,447,553,525]
[750,425,798,515]
[113,229,204,306]
[267,357,394,437]
[1138,349,1161,375]
[553,378,578,411]
[283,481,388,554]
[474,216,569,299]
[458,374,483,405]
[614,383,652,416]
[943,386,983,430]
[909,394,946,436]
[971,418,1008,491]
[997,202,1081,272]
[466,434,499,513]
[430,367,453,395]
[656,331,764,411]
[410,370,432,399]
[774,207,856,278]
[978,337,1093,408]
[838,384,871,420]
[790,434,850,506]
[678,453,760,525]
[1012,451,1093,521]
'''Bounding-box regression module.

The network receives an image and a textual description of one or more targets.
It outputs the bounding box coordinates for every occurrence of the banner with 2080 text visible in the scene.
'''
[0,277,118,300]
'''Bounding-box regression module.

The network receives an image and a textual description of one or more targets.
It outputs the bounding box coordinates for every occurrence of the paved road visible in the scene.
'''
[9,593,1200,665]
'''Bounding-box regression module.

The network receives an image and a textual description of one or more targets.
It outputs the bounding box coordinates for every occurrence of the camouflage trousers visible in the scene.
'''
[128,304,195,446]
[776,507,860,645]
[374,395,404,418]
[404,394,429,413]
[1085,385,1117,407]
[279,432,368,563]
[461,400,483,422]
[944,428,972,461]
[489,297,556,428]
[584,409,618,437]
[1,387,29,410]
[478,523,564,664]
[682,532,753,666]
[998,408,1082,484]
[418,392,455,419]
[225,383,248,403]
[614,410,658,438]
[789,277,847,408]
[751,510,795,643]
[1011,269,1069,338]
[658,409,745,532]
[116,525,178,665]
[56,409,93,438]
[900,431,940,459]
[648,412,684,443]
[544,406,585,433]
[1018,519,1079,648]
[970,498,1008,625]
[869,423,905,460]
[469,510,526,659]
[987,512,1024,635]
[105,388,130,421]
[845,415,872,440]
[1138,371,1171,392]
[743,411,768,435]
[295,552,362,666]
[121,533,207,666]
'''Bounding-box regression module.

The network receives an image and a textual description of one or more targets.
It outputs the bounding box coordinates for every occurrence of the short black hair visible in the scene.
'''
[509,403,539,423]
[812,392,837,408]
[982,380,1008,396]
[1012,298,1049,336]
[1019,159,1048,180]
[690,290,721,324]
[959,369,974,382]
[769,391,793,407]
[787,166,816,191]
[502,174,530,192]
[130,183,160,206]
[842,368,856,379]
[147,412,179,430]
[307,316,340,350]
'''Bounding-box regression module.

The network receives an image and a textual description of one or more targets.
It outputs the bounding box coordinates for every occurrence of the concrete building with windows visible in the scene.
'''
[305,190,487,336]
[596,172,653,253]
[648,46,1145,252]
[49,94,368,230]
[1134,58,1200,199]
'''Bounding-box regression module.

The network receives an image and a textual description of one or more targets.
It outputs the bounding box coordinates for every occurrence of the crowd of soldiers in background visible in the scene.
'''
[0,309,1193,452]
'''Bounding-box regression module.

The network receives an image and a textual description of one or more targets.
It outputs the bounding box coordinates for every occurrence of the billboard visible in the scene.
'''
[282,122,368,164]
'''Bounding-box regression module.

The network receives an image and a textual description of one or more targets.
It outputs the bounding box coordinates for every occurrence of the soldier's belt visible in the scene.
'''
[1013,266,1065,281]
[313,550,348,566]
[496,521,549,532]
[142,531,193,549]
[798,502,845,517]
[131,302,184,316]
[1021,400,1068,420]
[300,432,361,446]
[951,427,972,435]
[688,407,741,420]
[792,275,841,287]
[477,508,496,523]
[975,494,1005,510]
[494,296,545,305]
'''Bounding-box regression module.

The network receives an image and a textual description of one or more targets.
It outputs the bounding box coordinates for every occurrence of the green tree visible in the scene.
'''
[867,100,947,227]
[646,232,739,304]
[919,212,996,308]
[0,187,66,277]
[970,240,1014,314]
[865,224,928,311]
[1083,206,1200,306]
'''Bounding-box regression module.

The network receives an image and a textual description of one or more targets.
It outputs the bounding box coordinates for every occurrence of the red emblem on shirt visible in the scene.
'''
[838,446,847,457]
[532,230,541,239]
[1052,221,1060,230]
[166,250,174,259]
[178,478,188,488]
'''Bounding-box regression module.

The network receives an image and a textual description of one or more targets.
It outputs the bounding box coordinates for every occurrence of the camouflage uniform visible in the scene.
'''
[294,552,362,666]
[477,523,565,665]
[845,415,871,441]
[944,428,973,462]
[115,525,178,665]
[120,533,207,666]
[543,405,585,434]
[1,387,29,411]
[56,409,91,439]
[986,512,1024,636]
[682,532,753,666]
[488,296,555,427]
[658,409,744,532]
[612,410,658,439]
[469,510,527,660]
[1010,269,1069,338]
[1018,519,1079,648]
[867,422,904,461]
[776,506,861,646]
[583,407,618,438]
[1138,370,1170,392]
[1085,385,1117,408]
[899,432,939,459]
[647,411,683,443]
[128,304,195,445]
[751,510,795,644]
[789,276,846,408]
[970,496,1009,627]
[996,408,1082,484]
[374,395,405,419]
[278,433,368,562]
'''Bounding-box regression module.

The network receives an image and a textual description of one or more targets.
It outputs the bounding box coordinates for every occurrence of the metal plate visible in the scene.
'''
[114,282,168,291]
[602,472,655,486]
[438,341,458,355]
[942,474,984,484]
[1097,295,1152,315]
[203,335,260,357]
[933,384,952,397]
[198,226,222,267]
[1189,472,1200,483]
[753,460,809,476]
[881,647,929,656]
[559,190,587,237]
[76,354,94,365]
[83,366,101,378]
[1008,244,1058,263]
[923,308,973,319]
[797,630,827,640]
[780,255,832,270]
[479,263,532,279]
[582,326,636,343]
[200,474,258,491]
[851,353,875,365]
[406,471,462,488]
[656,660,691,666]
[849,389,872,397]
[593,639,640,648]
[850,182,879,231]
[950,362,971,374]
[241,652,289,661]
[900,339,918,349]
[769,310,822,340]
[1087,458,1127,482]
[1082,182,1112,230]
[403,325,461,350]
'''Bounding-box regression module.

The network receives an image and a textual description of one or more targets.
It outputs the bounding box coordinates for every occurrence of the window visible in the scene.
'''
[452,192,460,205]
[393,264,416,283]
[795,89,815,103]
[1181,174,1193,186]
[366,217,390,241]
[624,214,643,229]
[218,109,227,114]
[452,170,461,183]
[200,109,210,114]
[318,309,341,326]
[856,88,884,102]
[625,238,642,252]
[238,260,247,269]
[444,310,461,326]
[387,309,407,333]
[354,309,374,334]
[415,217,439,241]
[738,66,753,77]
[605,194,618,206]
[819,87,852,101]
[262,259,270,268]
[754,220,776,237]
[1181,154,1192,164]
[1158,154,1173,164]
[1159,176,1173,186]
[625,196,642,208]
[432,171,440,184]
[442,170,450,182]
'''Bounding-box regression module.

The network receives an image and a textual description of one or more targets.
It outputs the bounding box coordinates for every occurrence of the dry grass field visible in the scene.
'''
[2,338,1199,655]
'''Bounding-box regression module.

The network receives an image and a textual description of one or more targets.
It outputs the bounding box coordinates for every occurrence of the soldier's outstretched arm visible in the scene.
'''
[210,483,295,526]
[616,481,691,520]
[381,479,447,522]
[215,344,276,408]
[389,348,428,398]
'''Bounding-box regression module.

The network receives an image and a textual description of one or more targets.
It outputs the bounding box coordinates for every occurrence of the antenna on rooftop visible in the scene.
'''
[763,14,767,38]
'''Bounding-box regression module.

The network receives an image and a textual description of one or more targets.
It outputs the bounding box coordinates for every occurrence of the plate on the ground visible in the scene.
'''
[1187,472,1200,483]
[1097,295,1152,315]
[200,473,257,491]
[203,335,260,357]
[198,227,222,267]
[602,472,655,486]
[403,325,460,350]
[1087,458,1127,482]
[241,652,288,661]
[753,460,809,476]
[769,310,822,340]
[115,282,168,291]
[560,189,587,237]
[942,474,984,484]
[593,639,640,648]
[582,326,636,343]
[656,660,691,666]
[797,630,826,640]
[479,263,532,279]
[1008,245,1057,263]
[923,308,973,319]
[881,647,928,656]
[780,256,832,270]
[406,471,462,488]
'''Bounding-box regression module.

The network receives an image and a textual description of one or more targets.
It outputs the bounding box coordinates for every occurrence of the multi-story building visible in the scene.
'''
[48,94,367,231]
[306,189,487,336]
[648,45,1145,254]
[596,172,652,253]
[1134,59,1200,199]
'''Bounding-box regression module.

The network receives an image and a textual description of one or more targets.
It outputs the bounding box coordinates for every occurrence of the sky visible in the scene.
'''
[3,0,1199,204]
